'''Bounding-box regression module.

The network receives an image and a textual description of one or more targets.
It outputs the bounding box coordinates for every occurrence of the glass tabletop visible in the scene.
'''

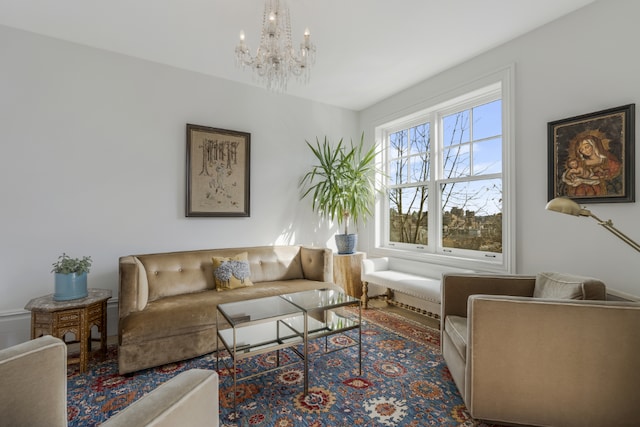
[280,288,359,310]
[217,295,302,326]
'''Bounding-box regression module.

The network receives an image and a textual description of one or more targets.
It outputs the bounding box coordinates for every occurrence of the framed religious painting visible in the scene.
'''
[547,104,635,203]
[186,124,250,217]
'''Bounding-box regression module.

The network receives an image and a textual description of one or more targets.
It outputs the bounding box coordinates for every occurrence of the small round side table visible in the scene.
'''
[24,288,112,373]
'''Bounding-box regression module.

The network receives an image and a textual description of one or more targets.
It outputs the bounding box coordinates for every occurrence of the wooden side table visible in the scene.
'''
[24,288,112,373]
[333,252,366,299]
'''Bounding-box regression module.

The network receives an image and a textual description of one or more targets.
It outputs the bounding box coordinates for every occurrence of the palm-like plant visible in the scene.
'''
[300,133,378,235]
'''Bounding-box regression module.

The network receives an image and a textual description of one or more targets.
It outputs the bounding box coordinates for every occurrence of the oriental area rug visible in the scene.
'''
[67,308,505,427]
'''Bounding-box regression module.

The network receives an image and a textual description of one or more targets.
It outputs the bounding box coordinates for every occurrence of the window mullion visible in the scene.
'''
[428,112,438,252]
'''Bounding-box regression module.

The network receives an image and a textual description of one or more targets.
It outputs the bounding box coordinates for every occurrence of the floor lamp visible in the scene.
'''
[545,197,640,252]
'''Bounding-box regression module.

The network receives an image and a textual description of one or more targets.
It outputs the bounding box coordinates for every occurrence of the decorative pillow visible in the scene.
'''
[533,272,585,300]
[212,252,253,292]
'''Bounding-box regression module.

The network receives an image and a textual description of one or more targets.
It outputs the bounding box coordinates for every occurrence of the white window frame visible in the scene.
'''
[369,66,515,273]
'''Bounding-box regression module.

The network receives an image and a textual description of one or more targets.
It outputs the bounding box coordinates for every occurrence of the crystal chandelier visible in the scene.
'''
[235,0,316,92]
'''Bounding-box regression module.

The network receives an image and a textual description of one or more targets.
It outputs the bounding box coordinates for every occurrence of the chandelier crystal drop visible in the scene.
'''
[235,0,316,92]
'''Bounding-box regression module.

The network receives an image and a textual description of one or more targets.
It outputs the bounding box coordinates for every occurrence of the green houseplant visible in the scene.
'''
[300,133,379,254]
[51,253,92,301]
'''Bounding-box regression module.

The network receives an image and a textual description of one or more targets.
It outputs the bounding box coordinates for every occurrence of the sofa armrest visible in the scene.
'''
[119,256,149,318]
[361,257,389,275]
[102,369,219,427]
[441,273,535,321]
[0,336,68,427]
[466,295,640,426]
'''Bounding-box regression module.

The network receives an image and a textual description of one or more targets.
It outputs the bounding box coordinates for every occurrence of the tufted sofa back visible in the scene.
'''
[119,245,332,316]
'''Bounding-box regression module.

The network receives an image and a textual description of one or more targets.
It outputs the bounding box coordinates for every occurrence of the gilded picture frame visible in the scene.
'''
[186,124,250,217]
[547,104,635,203]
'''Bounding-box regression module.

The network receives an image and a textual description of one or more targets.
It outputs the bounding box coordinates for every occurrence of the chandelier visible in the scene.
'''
[235,0,316,92]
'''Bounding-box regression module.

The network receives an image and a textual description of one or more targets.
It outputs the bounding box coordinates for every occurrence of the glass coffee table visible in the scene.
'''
[216,295,307,411]
[280,288,362,378]
[216,289,361,411]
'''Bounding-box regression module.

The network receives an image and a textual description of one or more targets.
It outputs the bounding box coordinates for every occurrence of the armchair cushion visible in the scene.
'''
[444,315,467,361]
[533,272,605,300]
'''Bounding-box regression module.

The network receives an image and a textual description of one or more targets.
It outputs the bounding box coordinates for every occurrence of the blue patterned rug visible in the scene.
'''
[67,308,503,426]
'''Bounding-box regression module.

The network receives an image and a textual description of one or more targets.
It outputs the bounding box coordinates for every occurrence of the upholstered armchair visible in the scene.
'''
[441,272,640,427]
[0,335,220,427]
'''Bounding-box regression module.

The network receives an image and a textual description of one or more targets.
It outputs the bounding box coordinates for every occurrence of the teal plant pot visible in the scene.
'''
[54,272,88,301]
[335,233,357,254]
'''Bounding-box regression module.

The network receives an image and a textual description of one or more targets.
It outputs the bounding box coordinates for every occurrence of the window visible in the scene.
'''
[373,69,514,272]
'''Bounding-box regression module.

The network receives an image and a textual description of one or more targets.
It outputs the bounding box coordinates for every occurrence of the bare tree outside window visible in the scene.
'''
[389,125,430,245]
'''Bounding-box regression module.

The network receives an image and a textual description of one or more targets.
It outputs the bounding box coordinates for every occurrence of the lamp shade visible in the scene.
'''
[545,197,589,216]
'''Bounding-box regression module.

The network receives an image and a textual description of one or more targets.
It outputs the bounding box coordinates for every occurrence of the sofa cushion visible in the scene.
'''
[246,247,304,282]
[300,247,328,281]
[138,252,215,302]
[534,272,588,300]
[444,315,467,362]
[212,252,253,291]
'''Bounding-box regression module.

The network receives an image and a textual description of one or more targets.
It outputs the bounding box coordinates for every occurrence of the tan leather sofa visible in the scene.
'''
[118,245,338,374]
[0,335,219,427]
[441,272,640,427]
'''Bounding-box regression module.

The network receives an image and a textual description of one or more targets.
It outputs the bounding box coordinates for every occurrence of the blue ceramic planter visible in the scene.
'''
[335,233,357,254]
[54,272,88,301]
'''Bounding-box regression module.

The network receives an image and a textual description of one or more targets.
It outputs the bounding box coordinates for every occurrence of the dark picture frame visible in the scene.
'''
[548,104,635,203]
[186,124,250,217]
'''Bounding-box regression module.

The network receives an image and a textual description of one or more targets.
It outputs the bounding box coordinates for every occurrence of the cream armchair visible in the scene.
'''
[441,272,640,427]
[0,335,219,427]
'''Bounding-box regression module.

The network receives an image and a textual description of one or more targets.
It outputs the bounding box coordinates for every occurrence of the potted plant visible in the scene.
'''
[51,253,92,301]
[300,133,379,254]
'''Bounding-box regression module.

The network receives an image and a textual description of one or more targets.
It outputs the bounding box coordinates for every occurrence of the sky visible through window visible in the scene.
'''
[441,99,502,216]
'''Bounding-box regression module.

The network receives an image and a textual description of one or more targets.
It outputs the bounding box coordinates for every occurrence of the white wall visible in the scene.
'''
[361,0,640,298]
[0,25,358,346]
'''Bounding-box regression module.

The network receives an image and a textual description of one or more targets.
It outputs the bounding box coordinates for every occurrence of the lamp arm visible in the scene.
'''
[588,213,640,252]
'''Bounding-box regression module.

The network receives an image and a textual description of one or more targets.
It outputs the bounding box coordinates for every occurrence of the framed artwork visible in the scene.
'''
[548,104,635,203]
[186,124,250,217]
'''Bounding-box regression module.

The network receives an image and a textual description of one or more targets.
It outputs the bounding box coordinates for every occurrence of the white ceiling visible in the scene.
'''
[0,0,595,111]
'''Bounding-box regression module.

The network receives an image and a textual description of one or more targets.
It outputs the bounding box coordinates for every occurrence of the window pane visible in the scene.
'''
[410,123,430,155]
[389,186,428,244]
[389,129,408,159]
[441,179,502,253]
[472,100,501,140]
[409,153,429,183]
[443,110,470,146]
[389,159,407,185]
[473,138,502,175]
[443,144,470,178]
